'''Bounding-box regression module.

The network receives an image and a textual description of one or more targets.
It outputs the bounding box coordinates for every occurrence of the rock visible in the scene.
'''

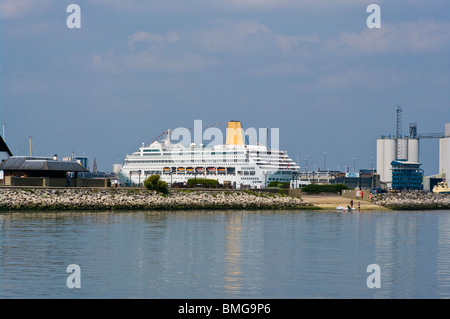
[0,188,311,211]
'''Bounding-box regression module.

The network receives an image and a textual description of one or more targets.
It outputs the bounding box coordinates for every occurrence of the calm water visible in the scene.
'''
[0,209,449,299]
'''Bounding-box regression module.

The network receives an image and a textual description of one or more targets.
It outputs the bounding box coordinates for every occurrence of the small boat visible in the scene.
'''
[336,206,356,212]
[433,181,450,194]
[177,167,185,173]
[186,167,195,173]
[163,167,171,174]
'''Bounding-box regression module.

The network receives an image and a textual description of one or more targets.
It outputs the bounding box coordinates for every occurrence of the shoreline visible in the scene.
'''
[301,194,388,211]
[0,187,314,211]
[1,187,449,211]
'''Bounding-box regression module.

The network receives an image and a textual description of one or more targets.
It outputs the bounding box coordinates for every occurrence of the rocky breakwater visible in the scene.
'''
[372,191,450,210]
[0,188,313,211]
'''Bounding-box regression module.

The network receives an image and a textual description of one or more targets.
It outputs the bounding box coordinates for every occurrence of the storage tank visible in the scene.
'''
[408,138,419,163]
[397,138,409,160]
[440,137,450,183]
[383,138,396,183]
[376,138,385,182]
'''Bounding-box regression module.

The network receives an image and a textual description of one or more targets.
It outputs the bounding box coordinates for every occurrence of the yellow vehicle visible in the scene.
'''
[433,181,450,194]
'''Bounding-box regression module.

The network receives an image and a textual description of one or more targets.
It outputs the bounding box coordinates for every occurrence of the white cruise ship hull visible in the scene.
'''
[118,121,299,189]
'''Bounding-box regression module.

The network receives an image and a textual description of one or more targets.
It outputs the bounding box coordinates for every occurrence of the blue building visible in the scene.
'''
[75,156,89,171]
[391,160,423,190]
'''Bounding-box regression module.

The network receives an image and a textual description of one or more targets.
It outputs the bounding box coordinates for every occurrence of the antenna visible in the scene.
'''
[396,105,402,159]
[29,136,32,156]
[2,123,4,141]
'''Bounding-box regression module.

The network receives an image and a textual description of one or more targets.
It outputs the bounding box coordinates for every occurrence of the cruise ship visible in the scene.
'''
[118,121,300,188]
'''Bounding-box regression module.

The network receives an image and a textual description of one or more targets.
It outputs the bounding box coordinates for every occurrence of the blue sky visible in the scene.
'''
[1,0,449,174]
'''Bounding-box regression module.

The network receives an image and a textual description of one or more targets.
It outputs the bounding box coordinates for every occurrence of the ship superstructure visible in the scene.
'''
[118,121,299,188]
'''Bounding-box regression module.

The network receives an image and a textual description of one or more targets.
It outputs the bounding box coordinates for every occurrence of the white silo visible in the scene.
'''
[440,123,450,183]
[408,138,420,163]
[376,138,385,182]
[397,138,409,160]
[383,138,396,183]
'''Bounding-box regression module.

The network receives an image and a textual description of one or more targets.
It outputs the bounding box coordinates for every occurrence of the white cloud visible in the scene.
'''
[128,31,180,49]
[0,0,53,19]
[122,51,217,72]
[92,21,315,73]
[328,20,450,54]
[189,20,300,55]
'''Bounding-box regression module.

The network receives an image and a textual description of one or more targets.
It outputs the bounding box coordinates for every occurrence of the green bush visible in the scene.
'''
[267,181,290,188]
[144,175,169,194]
[301,183,349,194]
[187,178,219,188]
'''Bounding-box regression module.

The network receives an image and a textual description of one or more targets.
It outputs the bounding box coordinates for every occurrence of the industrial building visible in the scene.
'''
[391,160,423,190]
[377,135,420,188]
[376,107,447,190]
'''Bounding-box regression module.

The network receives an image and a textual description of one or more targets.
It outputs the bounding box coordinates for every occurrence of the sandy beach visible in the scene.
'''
[301,194,388,210]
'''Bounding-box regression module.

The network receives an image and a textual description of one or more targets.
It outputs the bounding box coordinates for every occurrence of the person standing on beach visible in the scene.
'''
[66,172,71,187]
[358,202,361,211]
[350,199,353,208]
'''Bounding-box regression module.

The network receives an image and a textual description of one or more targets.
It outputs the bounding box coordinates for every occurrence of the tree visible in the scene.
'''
[144,175,169,194]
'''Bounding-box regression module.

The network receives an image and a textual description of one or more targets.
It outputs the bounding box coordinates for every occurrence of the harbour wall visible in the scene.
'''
[0,188,312,211]
[372,191,450,210]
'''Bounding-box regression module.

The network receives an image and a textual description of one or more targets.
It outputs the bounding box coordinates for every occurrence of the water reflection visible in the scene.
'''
[223,214,242,296]
[0,210,449,298]
[437,214,450,296]
[374,213,420,298]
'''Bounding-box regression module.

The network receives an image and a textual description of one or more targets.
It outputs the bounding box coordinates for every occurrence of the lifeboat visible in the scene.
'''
[163,167,171,174]
[207,167,216,174]
[217,167,226,174]
[177,167,185,173]
[186,167,195,173]
[196,167,205,173]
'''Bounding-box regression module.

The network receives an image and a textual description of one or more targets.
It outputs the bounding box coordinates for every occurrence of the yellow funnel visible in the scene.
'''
[226,121,244,145]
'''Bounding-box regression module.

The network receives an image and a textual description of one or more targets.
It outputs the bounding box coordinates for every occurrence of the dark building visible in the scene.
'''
[334,171,380,190]
[0,156,89,186]
[391,160,423,190]
[0,156,87,179]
